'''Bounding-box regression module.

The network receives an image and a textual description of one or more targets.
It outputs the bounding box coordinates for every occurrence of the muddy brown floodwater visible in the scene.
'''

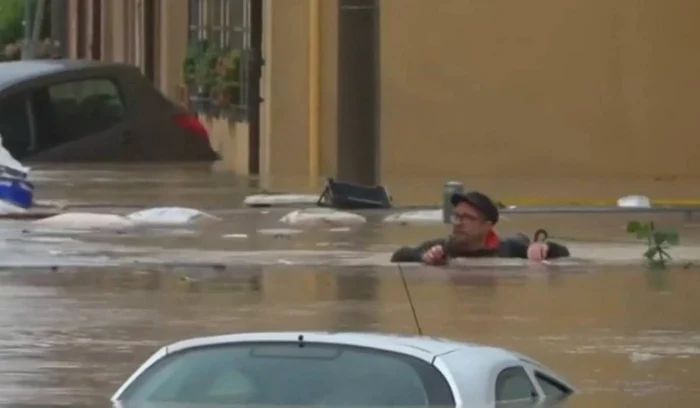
[1,164,700,407]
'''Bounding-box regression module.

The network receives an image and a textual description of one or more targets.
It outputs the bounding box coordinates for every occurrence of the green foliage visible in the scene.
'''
[182,41,221,92]
[211,49,241,107]
[0,0,54,61]
[0,0,26,47]
[627,220,680,268]
[182,42,241,107]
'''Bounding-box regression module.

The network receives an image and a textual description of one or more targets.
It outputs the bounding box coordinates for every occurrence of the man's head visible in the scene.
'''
[449,191,499,243]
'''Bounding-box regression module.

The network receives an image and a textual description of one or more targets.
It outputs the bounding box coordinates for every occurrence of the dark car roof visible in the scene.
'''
[0,59,134,91]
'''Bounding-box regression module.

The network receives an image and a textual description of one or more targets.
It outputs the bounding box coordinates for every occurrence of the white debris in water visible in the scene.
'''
[31,212,135,231]
[617,195,652,208]
[223,233,249,239]
[383,209,443,225]
[279,208,366,227]
[30,207,221,231]
[244,194,319,207]
[126,207,221,226]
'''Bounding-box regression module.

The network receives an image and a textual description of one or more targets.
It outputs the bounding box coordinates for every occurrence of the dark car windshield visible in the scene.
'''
[116,341,455,407]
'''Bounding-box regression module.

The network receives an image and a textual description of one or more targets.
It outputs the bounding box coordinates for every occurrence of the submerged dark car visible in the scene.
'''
[0,60,218,162]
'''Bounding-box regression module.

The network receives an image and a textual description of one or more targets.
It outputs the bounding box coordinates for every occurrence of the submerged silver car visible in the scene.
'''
[112,331,575,407]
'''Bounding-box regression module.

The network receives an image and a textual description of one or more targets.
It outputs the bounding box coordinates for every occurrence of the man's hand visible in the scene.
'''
[422,245,448,265]
[527,242,549,261]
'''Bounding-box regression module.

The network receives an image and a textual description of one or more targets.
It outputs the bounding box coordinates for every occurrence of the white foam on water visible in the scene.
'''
[244,194,319,206]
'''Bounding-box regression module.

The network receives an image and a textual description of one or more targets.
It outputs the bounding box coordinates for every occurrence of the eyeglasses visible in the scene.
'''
[451,212,481,223]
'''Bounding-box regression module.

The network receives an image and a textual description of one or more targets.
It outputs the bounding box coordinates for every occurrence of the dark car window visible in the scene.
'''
[0,93,32,159]
[117,342,456,407]
[495,366,538,404]
[31,78,125,149]
[535,372,572,400]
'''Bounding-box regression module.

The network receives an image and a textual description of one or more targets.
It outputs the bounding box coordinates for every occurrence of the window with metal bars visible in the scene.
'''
[188,0,245,50]
[186,0,248,119]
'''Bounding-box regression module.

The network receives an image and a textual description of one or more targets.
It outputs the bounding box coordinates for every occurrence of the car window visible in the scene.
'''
[535,372,572,400]
[495,366,538,404]
[45,78,125,140]
[117,342,456,407]
[0,93,32,159]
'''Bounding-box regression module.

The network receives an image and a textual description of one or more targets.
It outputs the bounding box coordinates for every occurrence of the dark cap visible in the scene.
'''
[450,191,499,224]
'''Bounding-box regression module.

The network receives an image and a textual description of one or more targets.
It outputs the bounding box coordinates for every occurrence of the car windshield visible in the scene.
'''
[116,341,455,407]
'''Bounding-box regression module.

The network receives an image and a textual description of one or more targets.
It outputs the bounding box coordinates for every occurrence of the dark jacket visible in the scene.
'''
[390,231,570,263]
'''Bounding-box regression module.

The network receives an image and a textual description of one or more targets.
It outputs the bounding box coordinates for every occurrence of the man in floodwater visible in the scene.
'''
[390,191,570,265]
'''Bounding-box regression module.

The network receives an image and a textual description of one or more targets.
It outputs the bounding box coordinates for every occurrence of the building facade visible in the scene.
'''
[65,0,700,197]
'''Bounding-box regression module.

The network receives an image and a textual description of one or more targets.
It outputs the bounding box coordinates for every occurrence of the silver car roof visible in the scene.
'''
[163,331,523,362]
[112,331,573,403]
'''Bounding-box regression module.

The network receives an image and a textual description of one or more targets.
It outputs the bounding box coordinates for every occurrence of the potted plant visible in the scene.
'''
[210,49,241,118]
[182,41,219,114]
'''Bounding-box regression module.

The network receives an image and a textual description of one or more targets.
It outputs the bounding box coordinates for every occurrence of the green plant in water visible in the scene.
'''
[626,221,680,268]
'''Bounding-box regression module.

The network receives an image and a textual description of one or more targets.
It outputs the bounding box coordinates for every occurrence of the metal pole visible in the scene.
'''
[442,181,464,223]
[336,0,380,186]
[50,0,69,57]
[30,0,46,58]
[22,0,33,59]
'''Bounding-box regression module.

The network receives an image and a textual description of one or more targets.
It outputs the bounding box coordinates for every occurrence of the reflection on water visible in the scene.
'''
[1,164,699,407]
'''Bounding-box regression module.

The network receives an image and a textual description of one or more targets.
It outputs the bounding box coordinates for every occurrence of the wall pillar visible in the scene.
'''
[259,0,273,183]
[66,0,79,58]
[158,0,188,101]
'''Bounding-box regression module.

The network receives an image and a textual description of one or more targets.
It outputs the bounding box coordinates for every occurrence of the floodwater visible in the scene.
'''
[2,164,700,407]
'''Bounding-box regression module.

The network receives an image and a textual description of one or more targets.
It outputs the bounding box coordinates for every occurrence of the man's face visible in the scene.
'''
[451,202,493,241]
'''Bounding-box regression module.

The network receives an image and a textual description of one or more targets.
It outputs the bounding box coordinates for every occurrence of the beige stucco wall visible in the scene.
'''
[262,0,338,180]
[262,0,700,182]
[157,0,187,101]
[265,0,309,177]
[379,0,700,179]
[203,117,250,174]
